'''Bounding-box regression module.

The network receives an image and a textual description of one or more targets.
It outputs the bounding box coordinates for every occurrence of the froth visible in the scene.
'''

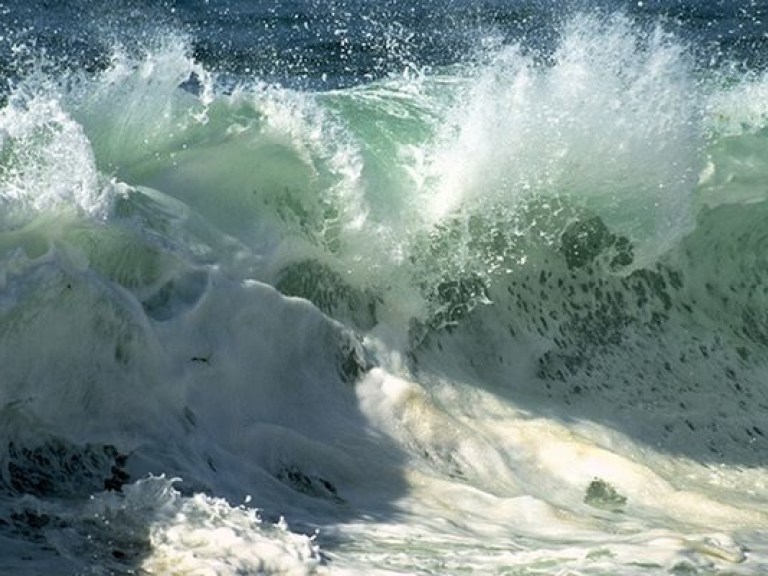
[0,93,110,229]
[424,14,702,264]
[707,70,768,137]
[68,34,215,173]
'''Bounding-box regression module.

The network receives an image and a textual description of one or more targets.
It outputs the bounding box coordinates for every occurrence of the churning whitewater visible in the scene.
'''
[2,1,768,574]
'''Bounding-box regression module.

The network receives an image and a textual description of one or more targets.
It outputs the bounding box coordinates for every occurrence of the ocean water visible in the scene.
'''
[1,0,768,574]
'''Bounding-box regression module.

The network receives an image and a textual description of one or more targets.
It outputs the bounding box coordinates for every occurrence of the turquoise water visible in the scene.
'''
[1,3,768,574]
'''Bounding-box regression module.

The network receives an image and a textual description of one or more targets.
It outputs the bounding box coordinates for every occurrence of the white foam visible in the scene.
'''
[707,70,768,136]
[348,367,768,572]
[422,15,701,264]
[131,478,322,576]
[0,93,111,228]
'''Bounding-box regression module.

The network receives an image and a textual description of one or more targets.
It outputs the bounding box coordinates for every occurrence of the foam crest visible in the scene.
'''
[0,91,109,229]
[60,35,373,270]
[67,33,214,173]
[245,84,370,248]
[707,70,768,136]
[6,476,322,575]
[127,477,321,575]
[424,14,702,263]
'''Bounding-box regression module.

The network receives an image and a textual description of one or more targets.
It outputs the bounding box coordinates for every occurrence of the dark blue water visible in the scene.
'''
[2,0,767,91]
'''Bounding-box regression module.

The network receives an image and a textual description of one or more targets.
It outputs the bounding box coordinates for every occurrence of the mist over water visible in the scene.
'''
[2,1,768,574]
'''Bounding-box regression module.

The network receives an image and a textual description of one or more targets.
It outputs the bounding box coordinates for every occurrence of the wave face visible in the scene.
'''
[2,1,768,574]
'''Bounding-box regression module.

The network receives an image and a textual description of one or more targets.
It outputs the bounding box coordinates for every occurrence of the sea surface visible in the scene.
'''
[2,0,768,574]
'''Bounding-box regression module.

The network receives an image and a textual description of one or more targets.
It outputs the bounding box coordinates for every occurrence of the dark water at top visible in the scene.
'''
[2,0,768,90]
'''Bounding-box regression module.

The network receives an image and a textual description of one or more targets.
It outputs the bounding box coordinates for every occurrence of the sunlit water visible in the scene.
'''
[1,1,768,574]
